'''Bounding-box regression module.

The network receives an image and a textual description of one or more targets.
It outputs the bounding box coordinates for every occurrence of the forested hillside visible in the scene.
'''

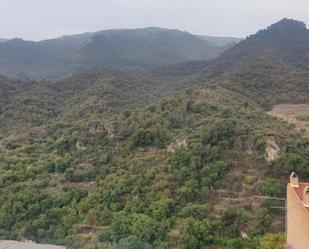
[203,18,309,108]
[0,19,308,249]
[0,28,237,80]
[153,19,309,108]
[1,85,305,249]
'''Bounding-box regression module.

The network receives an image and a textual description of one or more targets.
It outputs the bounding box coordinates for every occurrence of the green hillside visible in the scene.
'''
[1,85,306,249]
[0,19,309,249]
[156,19,309,109]
[204,19,309,108]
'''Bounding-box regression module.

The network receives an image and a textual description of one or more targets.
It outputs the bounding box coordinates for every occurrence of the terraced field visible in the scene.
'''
[268,104,309,137]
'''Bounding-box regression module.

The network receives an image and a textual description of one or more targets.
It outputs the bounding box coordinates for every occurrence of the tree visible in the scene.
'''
[131,214,160,243]
[180,218,214,249]
[111,211,131,242]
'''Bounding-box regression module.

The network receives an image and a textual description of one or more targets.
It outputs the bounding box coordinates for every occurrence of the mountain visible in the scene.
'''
[0,38,7,42]
[203,19,309,108]
[0,28,237,79]
[0,19,309,249]
[155,19,309,108]
[0,33,93,79]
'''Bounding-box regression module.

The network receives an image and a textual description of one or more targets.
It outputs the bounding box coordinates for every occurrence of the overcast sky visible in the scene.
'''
[0,0,308,41]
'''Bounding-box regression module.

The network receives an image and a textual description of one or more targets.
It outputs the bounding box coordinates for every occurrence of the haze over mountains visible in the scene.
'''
[0,28,240,79]
[198,35,242,47]
[0,18,309,249]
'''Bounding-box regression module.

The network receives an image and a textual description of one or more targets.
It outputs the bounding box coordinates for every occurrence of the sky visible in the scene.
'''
[0,0,308,41]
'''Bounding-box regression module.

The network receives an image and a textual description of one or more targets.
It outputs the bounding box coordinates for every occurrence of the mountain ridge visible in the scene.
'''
[0,27,240,80]
[150,18,309,108]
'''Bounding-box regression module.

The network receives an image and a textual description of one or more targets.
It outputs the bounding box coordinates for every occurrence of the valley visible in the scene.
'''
[0,18,309,249]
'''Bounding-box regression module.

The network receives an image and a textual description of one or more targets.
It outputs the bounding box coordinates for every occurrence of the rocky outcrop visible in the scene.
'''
[89,122,105,134]
[74,224,93,235]
[76,141,87,151]
[244,139,255,155]
[167,139,188,152]
[89,121,116,137]
[264,137,281,162]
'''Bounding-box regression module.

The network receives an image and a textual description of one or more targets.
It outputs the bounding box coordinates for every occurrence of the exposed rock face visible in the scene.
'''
[167,139,188,152]
[74,224,93,235]
[76,141,87,151]
[104,123,116,138]
[89,121,116,137]
[264,137,281,162]
[244,139,255,155]
[241,231,248,239]
[89,122,105,134]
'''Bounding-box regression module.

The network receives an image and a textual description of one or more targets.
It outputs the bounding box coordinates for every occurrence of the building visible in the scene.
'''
[286,172,309,249]
[0,241,66,249]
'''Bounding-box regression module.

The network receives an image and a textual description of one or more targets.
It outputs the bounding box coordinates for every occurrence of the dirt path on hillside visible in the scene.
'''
[268,104,309,138]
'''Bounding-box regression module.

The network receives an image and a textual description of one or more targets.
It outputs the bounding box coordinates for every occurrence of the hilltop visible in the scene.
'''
[154,19,309,108]
[0,28,238,79]
[204,18,309,107]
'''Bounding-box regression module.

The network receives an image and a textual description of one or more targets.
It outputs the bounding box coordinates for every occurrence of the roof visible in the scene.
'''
[0,241,66,249]
[291,182,309,213]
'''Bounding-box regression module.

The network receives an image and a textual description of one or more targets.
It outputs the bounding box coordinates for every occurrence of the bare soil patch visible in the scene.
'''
[268,104,309,137]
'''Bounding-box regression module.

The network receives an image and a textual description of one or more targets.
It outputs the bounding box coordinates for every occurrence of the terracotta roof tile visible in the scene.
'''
[291,182,309,213]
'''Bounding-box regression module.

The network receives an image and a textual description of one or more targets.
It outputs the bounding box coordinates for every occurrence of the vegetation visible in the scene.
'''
[0,18,309,248]
[0,28,234,79]
[296,115,309,121]
[0,85,306,248]
[259,233,285,249]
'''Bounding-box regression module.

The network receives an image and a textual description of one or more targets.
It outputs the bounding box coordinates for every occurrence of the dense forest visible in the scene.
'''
[0,19,309,249]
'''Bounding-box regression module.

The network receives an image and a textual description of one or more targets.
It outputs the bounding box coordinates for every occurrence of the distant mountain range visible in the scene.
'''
[0,28,240,79]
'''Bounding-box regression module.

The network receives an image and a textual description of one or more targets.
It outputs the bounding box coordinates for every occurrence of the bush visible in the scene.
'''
[115,236,153,249]
[180,218,214,249]
[99,227,113,242]
[259,233,285,249]
[260,179,284,197]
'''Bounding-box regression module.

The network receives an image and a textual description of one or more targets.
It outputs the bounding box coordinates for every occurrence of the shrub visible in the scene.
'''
[259,233,285,249]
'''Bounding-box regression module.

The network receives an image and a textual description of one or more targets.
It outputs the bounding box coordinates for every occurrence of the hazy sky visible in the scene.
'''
[0,0,308,41]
